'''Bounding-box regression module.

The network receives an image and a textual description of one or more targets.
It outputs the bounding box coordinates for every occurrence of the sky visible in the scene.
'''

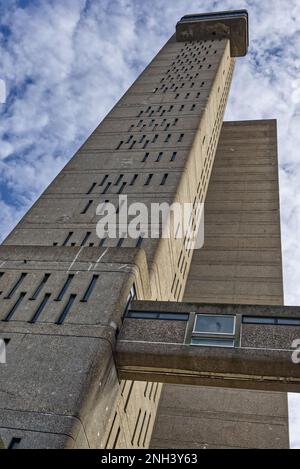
[0,0,300,447]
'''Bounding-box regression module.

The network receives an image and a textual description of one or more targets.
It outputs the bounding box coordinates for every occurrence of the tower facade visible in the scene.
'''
[0,11,289,448]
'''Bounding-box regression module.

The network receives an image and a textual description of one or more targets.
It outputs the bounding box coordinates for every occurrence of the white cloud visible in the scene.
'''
[1,0,300,448]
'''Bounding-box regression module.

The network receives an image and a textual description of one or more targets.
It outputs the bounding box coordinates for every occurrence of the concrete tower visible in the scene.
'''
[0,11,290,448]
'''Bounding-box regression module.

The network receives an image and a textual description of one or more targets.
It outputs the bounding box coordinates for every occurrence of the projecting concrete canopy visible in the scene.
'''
[116,301,300,393]
[176,10,249,57]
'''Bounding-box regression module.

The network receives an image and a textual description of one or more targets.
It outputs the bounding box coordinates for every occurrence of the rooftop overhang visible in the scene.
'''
[176,10,249,57]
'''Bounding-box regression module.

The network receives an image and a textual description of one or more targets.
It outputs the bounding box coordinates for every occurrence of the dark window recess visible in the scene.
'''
[168,105,173,112]
[136,236,143,248]
[81,200,93,214]
[3,292,26,322]
[116,141,123,150]
[156,152,163,162]
[139,135,146,143]
[52,242,58,246]
[56,294,77,325]
[86,182,97,195]
[102,182,111,194]
[100,175,109,186]
[144,174,153,186]
[243,316,300,326]
[191,104,196,111]
[5,273,27,299]
[173,118,178,126]
[142,152,149,163]
[99,237,106,247]
[55,274,74,301]
[89,243,94,247]
[29,293,51,323]
[179,104,184,111]
[178,133,184,142]
[164,134,171,143]
[81,232,91,246]
[81,275,99,303]
[129,140,136,149]
[29,273,51,300]
[170,151,177,162]
[117,237,124,248]
[142,140,149,149]
[130,174,138,186]
[126,135,133,144]
[127,310,189,321]
[137,110,143,117]
[115,174,124,185]
[160,174,168,185]
[7,438,22,450]
[164,123,170,131]
[152,134,158,143]
[118,182,126,194]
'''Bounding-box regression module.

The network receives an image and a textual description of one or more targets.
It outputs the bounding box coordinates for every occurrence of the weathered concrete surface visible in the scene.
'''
[151,120,289,449]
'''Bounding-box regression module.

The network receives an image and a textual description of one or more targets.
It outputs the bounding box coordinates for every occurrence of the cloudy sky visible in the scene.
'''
[1,0,300,447]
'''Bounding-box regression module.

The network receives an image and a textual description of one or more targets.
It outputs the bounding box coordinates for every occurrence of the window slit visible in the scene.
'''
[29,273,51,300]
[29,293,51,323]
[81,275,99,302]
[55,274,74,301]
[156,152,163,162]
[142,152,149,163]
[86,182,96,195]
[3,292,26,322]
[115,174,124,185]
[118,182,126,194]
[102,182,111,194]
[170,151,177,161]
[5,273,27,299]
[81,232,91,246]
[130,174,138,186]
[56,294,77,325]
[144,174,153,186]
[99,175,109,186]
[81,200,93,214]
[160,174,168,185]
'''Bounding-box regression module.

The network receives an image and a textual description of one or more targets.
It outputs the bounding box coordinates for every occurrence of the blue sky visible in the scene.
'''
[1,0,300,447]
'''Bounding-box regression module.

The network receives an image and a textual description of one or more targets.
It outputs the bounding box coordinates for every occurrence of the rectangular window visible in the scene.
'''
[5,273,27,299]
[29,293,51,323]
[29,273,51,300]
[118,182,126,194]
[127,311,189,321]
[81,275,99,303]
[116,141,123,150]
[144,174,153,186]
[194,315,235,335]
[56,294,77,325]
[243,316,300,326]
[156,152,163,162]
[142,152,149,163]
[130,174,138,186]
[3,292,26,322]
[178,133,184,142]
[160,174,168,186]
[81,232,91,246]
[164,134,171,143]
[170,152,177,162]
[102,182,111,194]
[191,337,235,348]
[100,175,109,186]
[115,174,124,185]
[55,274,74,301]
[86,182,97,195]
[81,200,93,214]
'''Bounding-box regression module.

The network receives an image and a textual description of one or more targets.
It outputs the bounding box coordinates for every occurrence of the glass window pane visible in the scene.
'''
[194,315,235,334]
[159,313,189,321]
[277,318,300,326]
[191,338,235,348]
[127,311,158,319]
[243,316,275,325]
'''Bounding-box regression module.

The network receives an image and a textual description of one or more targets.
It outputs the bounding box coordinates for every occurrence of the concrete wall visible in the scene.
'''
[151,120,289,449]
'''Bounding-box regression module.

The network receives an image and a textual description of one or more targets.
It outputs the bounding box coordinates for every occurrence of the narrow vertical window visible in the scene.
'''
[29,293,51,323]
[164,134,171,143]
[170,152,177,162]
[173,118,178,126]
[116,141,123,150]
[129,140,136,149]
[55,274,74,301]
[29,273,51,300]
[139,135,146,144]
[102,182,111,194]
[156,152,163,162]
[100,175,109,186]
[160,174,168,185]
[86,182,96,195]
[118,182,126,194]
[142,152,149,163]
[5,273,27,299]
[136,236,143,248]
[81,232,91,246]
[115,174,124,185]
[117,237,124,248]
[81,200,93,214]
[126,135,133,144]
[56,294,76,325]
[144,174,153,186]
[99,237,106,247]
[3,292,26,321]
[130,174,138,186]
[152,134,158,143]
[178,133,184,142]
[81,275,99,303]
